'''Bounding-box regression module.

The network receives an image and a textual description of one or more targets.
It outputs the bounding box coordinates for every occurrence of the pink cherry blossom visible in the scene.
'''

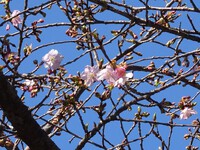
[42,49,64,71]
[113,65,133,87]
[97,65,116,84]
[114,72,133,87]
[97,65,133,87]
[11,10,22,27]
[114,66,126,78]
[180,107,197,120]
[81,65,99,86]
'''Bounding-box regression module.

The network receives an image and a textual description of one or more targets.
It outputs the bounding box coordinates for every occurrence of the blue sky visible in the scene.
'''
[0,0,200,149]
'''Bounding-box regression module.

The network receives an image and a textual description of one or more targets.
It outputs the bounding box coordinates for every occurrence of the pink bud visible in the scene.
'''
[115,66,126,78]
[37,19,44,23]
[6,24,10,31]
[28,86,33,92]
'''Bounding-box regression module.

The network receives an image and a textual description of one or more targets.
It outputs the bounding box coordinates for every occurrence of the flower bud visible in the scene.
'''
[138,106,141,113]
[37,19,44,23]
[184,134,190,140]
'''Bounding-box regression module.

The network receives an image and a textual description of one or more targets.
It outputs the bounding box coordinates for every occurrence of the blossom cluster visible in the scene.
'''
[30,49,198,121]
[21,79,39,97]
[41,49,133,87]
[80,63,133,87]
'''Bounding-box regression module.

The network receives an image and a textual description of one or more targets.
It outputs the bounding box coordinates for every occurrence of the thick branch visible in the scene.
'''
[89,0,200,42]
[0,72,60,150]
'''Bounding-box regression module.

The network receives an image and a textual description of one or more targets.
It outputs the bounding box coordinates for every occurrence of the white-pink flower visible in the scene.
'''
[42,49,64,71]
[11,10,22,27]
[97,65,133,87]
[114,66,126,79]
[114,72,133,87]
[180,107,197,120]
[97,65,116,84]
[24,79,35,87]
[81,65,99,86]
[113,66,133,87]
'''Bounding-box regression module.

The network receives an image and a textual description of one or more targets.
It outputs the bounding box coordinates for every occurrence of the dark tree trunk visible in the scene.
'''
[0,72,60,150]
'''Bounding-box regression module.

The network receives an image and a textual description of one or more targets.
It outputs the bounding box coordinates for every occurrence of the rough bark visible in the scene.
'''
[0,72,60,150]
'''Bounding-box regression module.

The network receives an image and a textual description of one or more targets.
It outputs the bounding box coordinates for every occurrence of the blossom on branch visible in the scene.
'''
[114,65,133,87]
[180,107,197,120]
[97,64,133,87]
[42,49,64,71]
[24,79,35,87]
[80,65,99,86]
[11,10,22,27]
[22,79,39,97]
[114,72,133,87]
[97,65,116,84]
